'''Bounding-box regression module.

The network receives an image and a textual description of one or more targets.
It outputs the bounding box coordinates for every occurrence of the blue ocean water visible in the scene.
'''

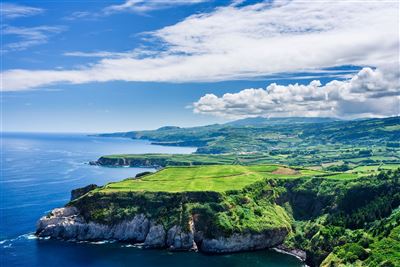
[0,133,303,267]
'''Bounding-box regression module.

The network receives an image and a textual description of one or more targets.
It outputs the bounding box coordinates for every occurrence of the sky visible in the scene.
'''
[1,0,399,133]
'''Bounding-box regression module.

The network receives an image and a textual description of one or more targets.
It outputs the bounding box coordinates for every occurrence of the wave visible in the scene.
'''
[76,240,117,245]
[1,233,37,248]
[121,243,143,248]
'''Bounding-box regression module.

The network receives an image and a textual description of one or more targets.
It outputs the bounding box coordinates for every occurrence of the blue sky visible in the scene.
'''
[2,0,399,132]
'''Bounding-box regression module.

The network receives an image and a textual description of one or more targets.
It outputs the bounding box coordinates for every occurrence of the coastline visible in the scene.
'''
[0,132,308,267]
[271,245,307,264]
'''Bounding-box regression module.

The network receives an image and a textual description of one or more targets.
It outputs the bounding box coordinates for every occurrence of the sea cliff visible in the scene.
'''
[36,206,287,252]
[35,168,400,266]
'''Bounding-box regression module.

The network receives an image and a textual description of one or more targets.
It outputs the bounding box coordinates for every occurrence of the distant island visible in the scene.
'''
[36,117,400,266]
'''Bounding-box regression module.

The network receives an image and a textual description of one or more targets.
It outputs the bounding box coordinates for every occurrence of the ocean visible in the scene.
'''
[0,132,303,267]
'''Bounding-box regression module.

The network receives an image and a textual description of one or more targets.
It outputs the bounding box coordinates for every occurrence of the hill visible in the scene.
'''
[225,116,339,126]
[96,117,400,167]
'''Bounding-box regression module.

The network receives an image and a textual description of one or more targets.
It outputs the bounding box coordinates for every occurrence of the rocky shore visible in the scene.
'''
[36,206,289,254]
[89,157,166,168]
[272,245,307,262]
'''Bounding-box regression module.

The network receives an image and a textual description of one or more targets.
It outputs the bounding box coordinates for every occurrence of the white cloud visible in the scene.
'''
[1,25,64,53]
[192,67,400,119]
[63,48,157,58]
[63,11,93,21]
[104,0,208,14]
[63,51,132,58]
[0,3,62,53]
[2,0,399,91]
[64,0,208,20]
[1,3,43,19]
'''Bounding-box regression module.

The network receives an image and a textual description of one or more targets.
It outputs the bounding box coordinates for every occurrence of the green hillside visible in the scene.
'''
[97,117,400,166]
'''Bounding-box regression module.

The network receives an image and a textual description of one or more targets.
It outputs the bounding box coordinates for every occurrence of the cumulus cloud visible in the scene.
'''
[193,67,400,119]
[1,3,43,19]
[2,0,399,91]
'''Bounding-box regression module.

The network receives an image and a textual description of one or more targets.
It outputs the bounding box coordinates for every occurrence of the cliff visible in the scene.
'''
[36,178,292,254]
[36,206,287,252]
[90,154,238,168]
[36,168,400,266]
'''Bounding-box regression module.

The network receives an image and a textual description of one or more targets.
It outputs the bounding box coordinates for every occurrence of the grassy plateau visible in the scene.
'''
[96,164,366,193]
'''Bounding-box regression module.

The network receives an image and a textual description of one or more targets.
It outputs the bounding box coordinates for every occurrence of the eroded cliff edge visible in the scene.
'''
[36,206,288,253]
[36,183,291,254]
[35,170,400,266]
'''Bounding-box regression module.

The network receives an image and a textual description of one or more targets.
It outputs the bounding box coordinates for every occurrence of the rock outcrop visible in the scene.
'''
[36,206,288,254]
[273,245,307,262]
[92,157,164,168]
[144,223,166,248]
[200,228,288,253]
[167,224,197,251]
[36,207,149,242]
[36,207,195,249]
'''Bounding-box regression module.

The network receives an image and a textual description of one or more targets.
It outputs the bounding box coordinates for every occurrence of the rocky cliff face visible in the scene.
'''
[36,207,198,250]
[200,229,288,253]
[36,206,287,253]
[91,157,167,168]
[143,223,166,248]
[36,207,151,243]
[167,222,197,251]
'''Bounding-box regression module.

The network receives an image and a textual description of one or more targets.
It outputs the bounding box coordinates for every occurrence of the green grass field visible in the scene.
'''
[100,165,264,192]
[98,164,359,193]
[348,164,400,173]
